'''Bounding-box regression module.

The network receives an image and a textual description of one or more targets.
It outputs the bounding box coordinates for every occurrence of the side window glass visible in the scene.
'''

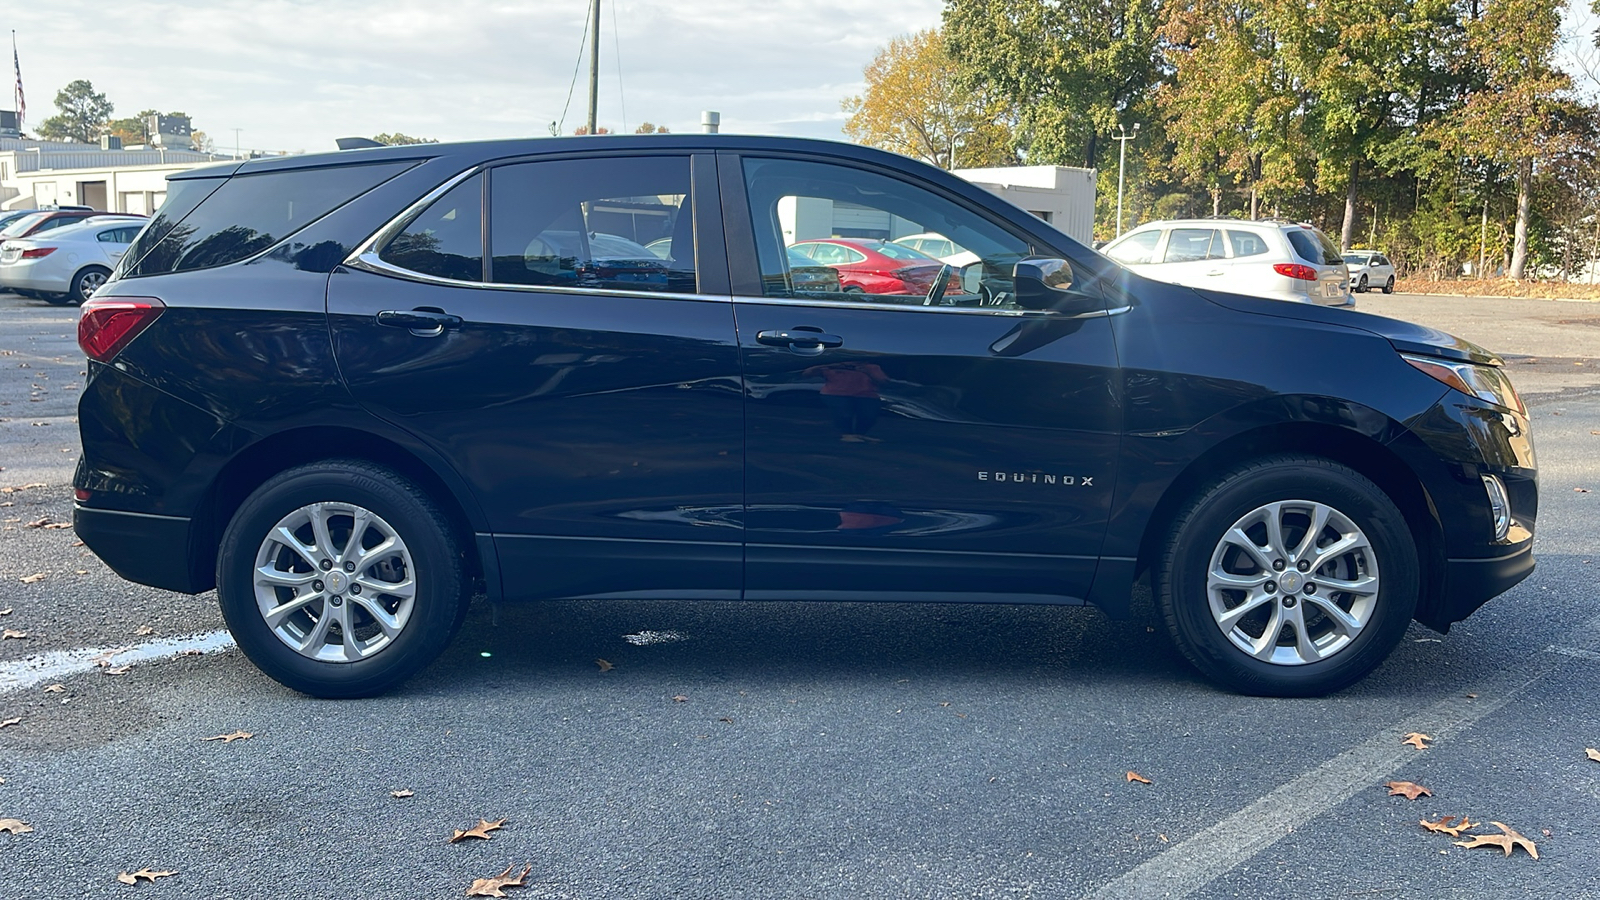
[1227,230,1268,258]
[1286,231,1322,264]
[489,156,694,294]
[1163,228,1224,262]
[379,174,484,282]
[740,156,1036,308]
[1106,230,1159,264]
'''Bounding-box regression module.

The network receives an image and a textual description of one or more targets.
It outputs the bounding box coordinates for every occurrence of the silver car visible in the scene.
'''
[0,218,144,304]
[1101,218,1353,306]
[1344,250,1397,294]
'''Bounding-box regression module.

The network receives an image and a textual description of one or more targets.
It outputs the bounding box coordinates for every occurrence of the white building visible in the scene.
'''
[0,133,229,214]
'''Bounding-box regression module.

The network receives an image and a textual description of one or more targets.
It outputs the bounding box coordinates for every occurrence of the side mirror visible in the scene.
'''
[1012,258,1101,313]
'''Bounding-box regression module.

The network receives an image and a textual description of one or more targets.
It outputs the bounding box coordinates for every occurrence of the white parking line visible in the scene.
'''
[0,630,235,693]
[1086,615,1600,899]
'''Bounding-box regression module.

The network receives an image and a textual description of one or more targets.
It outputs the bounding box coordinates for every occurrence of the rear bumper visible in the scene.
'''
[73,504,209,594]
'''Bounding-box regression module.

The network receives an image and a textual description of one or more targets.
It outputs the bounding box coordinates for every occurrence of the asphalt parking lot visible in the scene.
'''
[1,289,1597,898]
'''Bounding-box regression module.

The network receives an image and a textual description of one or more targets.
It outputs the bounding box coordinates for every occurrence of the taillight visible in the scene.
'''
[1273,263,1318,281]
[79,296,165,362]
[20,247,56,259]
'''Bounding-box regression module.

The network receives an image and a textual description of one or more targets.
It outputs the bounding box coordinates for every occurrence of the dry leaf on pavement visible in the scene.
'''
[116,869,177,885]
[0,818,33,835]
[1402,733,1432,750]
[2,629,26,640]
[671,695,689,703]
[104,665,131,676]
[18,574,46,584]
[595,658,614,672]
[1586,748,1600,763]
[466,863,533,897]
[0,608,10,615]
[1126,771,1152,784]
[1385,781,1433,800]
[391,789,414,799]
[201,731,253,743]
[134,626,154,636]
[0,718,19,729]
[1420,815,1479,836]
[1454,822,1539,859]
[42,684,64,693]
[449,818,507,843]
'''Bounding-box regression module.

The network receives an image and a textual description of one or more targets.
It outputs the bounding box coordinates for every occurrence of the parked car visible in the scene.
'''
[75,135,1535,700]
[0,218,144,303]
[1344,250,1397,294]
[1100,218,1353,306]
[0,208,144,241]
[893,231,981,268]
[789,237,960,296]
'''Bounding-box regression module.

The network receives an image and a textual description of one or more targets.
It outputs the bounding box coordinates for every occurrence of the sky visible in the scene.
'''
[5,0,944,154]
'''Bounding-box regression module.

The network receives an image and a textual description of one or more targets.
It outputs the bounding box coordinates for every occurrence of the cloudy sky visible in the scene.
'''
[7,0,944,153]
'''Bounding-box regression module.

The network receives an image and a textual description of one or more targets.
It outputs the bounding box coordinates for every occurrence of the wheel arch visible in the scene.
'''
[190,426,488,597]
[1132,421,1445,626]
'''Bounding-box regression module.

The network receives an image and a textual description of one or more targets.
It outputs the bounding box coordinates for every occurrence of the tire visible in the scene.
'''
[1381,276,1395,294]
[69,266,111,304]
[1356,275,1368,293]
[843,285,866,294]
[216,460,469,698]
[41,293,72,306]
[1155,455,1418,697]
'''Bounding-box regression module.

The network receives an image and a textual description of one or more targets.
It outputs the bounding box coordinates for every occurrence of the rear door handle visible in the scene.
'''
[376,309,463,333]
[756,330,843,349]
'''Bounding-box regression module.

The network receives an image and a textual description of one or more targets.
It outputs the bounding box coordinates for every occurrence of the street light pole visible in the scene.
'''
[1114,122,1140,237]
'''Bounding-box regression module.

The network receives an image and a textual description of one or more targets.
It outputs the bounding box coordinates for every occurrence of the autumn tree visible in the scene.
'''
[635,122,670,134]
[372,132,439,145]
[842,28,1017,169]
[106,109,160,145]
[944,0,1160,168]
[36,80,114,144]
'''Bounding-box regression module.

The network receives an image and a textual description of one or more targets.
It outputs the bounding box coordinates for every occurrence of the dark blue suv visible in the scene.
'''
[72,135,1536,698]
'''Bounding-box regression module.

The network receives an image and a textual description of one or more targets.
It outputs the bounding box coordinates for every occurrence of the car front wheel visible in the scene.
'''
[1382,276,1395,294]
[216,460,469,698]
[1156,456,1418,696]
[1357,274,1368,293]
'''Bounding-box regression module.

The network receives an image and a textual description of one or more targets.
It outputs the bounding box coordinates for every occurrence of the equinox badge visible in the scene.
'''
[977,471,1095,487]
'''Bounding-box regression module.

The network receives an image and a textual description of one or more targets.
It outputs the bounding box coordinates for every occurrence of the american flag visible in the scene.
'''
[12,32,23,128]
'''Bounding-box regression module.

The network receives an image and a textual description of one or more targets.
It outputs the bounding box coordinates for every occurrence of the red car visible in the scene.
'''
[789,238,958,296]
[0,208,145,240]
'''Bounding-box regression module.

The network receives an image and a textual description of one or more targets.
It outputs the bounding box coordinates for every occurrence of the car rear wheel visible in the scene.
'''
[1382,276,1395,294]
[41,293,73,306]
[1155,455,1417,696]
[69,266,111,304]
[216,460,469,698]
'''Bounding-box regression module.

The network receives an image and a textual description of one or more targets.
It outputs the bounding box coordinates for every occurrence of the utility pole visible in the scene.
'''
[586,0,601,135]
[1113,123,1140,237]
[231,128,241,160]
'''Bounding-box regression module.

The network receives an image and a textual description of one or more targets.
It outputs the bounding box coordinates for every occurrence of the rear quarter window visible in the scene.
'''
[121,161,416,277]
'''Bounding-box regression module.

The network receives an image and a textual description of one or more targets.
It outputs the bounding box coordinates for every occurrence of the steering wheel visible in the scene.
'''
[923,264,953,306]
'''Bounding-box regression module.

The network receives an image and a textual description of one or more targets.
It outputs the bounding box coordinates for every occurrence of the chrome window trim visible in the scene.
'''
[344,165,485,264]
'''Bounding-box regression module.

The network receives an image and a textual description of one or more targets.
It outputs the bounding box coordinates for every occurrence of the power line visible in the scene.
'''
[556,0,592,134]
[611,0,626,133]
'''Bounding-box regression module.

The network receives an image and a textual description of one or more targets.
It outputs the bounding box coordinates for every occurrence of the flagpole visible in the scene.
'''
[12,30,24,132]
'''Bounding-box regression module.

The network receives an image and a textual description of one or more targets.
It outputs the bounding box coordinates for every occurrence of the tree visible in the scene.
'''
[106,108,160,144]
[945,0,1161,168]
[635,122,670,134]
[35,80,114,144]
[571,125,611,135]
[372,132,439,146]
[842,28,1017,169]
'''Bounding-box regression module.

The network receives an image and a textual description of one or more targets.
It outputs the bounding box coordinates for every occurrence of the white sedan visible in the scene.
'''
[0,218,144,304]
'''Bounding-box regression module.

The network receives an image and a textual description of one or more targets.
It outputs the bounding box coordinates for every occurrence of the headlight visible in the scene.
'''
[1401,354,1525,415]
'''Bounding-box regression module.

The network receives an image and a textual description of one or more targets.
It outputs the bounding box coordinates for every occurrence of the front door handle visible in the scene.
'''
[376,309,463,334]
[756,330,844,349]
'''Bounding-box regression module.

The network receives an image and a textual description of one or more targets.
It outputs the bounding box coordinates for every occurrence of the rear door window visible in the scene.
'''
[379,175,484,281]
[1162,228,1225,263]
[1227,231,1269,257]
[122,161,416,277]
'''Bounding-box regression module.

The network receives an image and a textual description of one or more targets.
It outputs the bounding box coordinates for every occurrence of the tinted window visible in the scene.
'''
[114,177,225,278]
[1288,228,1342,265]
[379,175,483,281]
[1163,228,1225,263]
[1105,230,1159,264]
[124,161,414,277]
[97,227,140,244]
[741,156,1036,308]
[489,156,694,293]
[1228,231,1269,257]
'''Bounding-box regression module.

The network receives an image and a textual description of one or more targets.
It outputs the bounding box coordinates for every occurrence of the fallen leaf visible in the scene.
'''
[1466,693,1478,699]
[1421,814,1479,836]
[391,789,414,799]
[1577,488,1592,493]
[0,717,19,728]
[116,869,178,885]
[201,731,253,743]
[0,818,33,835]
[449,818,507,843]
[71,540,84,547]
[0,608,9,615]
[41,523,71,530]
[42,684,65,694]
[595,658,613,672]
[1586,748,1600,763]
[1126,771,1152,784]
[18,573,46,584]
[1403,733,1432,750]
[1,629,25,640]
[23,517,50,528]
[671,695,689,703]
[134,625,154,636]
[1454,822,1539,859]
[718,717,734,724]
[1385,781,1433,800]
[104,665,131,676]
[466,863,533,898]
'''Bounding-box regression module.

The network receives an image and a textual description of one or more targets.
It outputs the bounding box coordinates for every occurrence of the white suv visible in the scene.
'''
[1100,218,1353,306]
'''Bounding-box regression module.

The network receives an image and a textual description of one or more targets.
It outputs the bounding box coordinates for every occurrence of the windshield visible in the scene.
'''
[1342,254,1370,266]
[869,241,937,261]
[0,212,49,238]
